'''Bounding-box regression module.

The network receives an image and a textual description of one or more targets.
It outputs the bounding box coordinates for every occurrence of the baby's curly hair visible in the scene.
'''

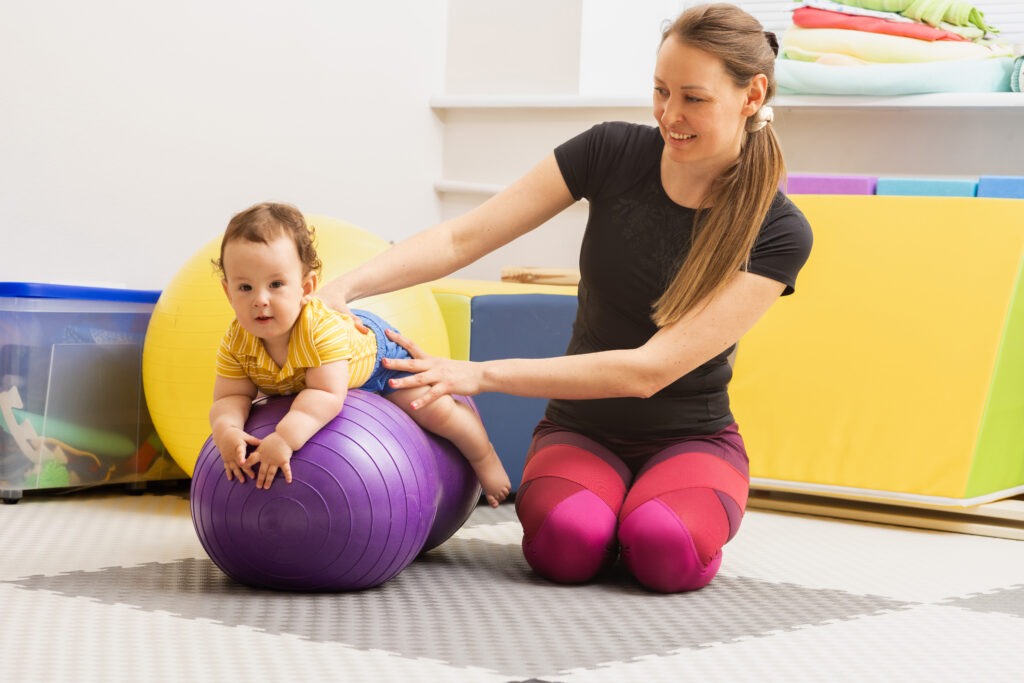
[214,202,322,278]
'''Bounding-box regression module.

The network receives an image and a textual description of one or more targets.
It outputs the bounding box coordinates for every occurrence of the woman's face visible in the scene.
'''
[653,36,761,173]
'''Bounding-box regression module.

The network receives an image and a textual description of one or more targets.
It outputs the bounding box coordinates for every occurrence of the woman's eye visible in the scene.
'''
[686,95,704,103]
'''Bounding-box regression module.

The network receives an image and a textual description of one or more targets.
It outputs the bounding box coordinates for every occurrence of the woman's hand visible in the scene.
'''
[316,278,370,335]
[382,329,485,409]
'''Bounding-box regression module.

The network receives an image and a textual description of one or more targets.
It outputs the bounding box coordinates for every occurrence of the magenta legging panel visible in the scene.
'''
[515,423,749,593]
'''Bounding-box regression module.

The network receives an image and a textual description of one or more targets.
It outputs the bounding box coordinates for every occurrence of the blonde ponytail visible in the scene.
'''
[652,3,785,327]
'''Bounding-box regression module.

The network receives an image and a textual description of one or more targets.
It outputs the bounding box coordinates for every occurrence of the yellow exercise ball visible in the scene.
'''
[142,215,451,476]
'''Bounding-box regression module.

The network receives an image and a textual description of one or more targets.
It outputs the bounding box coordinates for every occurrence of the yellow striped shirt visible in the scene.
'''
[215,297,377,395]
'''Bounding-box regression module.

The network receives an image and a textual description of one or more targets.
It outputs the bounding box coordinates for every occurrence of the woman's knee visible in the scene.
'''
[618,496,724,592]
[516,430,630,583]
[617,449,748,592]
[518,479,619,583]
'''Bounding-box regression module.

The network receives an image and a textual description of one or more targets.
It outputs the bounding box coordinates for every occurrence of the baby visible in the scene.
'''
[208,202,511,506]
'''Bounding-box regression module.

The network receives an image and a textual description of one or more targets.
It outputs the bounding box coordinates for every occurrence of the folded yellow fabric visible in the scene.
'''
[781,26,1008,63]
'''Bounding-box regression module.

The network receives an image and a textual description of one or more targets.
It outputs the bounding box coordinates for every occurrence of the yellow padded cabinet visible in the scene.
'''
[730,196,1024,504]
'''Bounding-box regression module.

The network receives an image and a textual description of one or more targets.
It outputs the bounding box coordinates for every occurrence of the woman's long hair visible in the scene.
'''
[652,3,784,327]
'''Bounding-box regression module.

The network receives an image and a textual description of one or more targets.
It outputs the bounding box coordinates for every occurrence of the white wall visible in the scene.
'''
[445,0,582,95]
[0,0,446,290]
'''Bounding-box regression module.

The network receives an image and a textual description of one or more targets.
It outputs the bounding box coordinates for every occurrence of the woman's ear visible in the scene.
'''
[742,73,769,117]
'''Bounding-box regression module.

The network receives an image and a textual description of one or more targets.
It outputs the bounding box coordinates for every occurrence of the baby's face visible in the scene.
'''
[221,235,316,346]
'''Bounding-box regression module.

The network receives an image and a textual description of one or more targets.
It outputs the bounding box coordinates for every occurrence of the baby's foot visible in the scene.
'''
[471,450,511,508]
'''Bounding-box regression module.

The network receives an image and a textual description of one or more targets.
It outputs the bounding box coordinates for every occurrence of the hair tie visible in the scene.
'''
[764,30,779,57]
[747,105,774,133]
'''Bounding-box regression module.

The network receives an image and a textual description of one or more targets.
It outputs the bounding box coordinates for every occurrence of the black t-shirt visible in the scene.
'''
[545,122,813,440]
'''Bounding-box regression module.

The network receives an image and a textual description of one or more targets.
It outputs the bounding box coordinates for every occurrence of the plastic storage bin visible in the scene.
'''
[0,283,185,502]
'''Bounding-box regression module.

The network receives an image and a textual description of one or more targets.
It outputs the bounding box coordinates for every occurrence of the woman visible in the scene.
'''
[319,3,812,592]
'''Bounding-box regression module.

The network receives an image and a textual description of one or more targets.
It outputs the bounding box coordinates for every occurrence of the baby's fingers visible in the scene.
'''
[257,464,277,490]
[235,443,256,479]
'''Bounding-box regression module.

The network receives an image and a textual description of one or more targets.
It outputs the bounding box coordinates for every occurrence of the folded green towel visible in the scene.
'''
[824,0,996,33]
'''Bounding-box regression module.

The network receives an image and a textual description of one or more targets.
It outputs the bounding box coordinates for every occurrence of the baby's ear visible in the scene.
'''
[221,279,230,299]
[300,271,318,304]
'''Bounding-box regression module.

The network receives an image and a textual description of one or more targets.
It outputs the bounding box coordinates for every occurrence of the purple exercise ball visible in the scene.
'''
[422,394,483,552]
[190,390,481,591]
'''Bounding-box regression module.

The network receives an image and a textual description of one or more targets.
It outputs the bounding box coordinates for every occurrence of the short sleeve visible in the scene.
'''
[215,325,249,379]
[554,122,662,201]
[745,192,814,296]
[310,310,353,366]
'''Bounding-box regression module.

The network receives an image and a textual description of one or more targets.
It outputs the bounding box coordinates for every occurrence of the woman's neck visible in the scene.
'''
[659,147,739,209]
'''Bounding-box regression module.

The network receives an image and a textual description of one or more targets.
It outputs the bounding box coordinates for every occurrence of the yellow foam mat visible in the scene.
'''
[730,196,1024,500]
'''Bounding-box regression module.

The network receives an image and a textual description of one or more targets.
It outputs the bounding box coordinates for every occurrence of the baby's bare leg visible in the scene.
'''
[386,387,511,507]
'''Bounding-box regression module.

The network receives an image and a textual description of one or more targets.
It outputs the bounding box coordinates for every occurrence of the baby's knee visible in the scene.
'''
[388,388,453,428]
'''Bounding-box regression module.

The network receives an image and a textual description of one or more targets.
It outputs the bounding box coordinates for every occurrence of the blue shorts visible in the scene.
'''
[350,308,412,395]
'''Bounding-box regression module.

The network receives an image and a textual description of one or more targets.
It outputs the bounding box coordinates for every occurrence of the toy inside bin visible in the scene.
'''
[0,283,185,502]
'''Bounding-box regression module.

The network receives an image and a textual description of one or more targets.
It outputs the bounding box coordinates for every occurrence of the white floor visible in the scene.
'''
[3,487,1024,682]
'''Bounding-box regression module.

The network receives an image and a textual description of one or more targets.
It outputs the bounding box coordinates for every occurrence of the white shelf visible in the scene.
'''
[774,92,1024,109]
[431,92,1024,110]
[431,94,651,109]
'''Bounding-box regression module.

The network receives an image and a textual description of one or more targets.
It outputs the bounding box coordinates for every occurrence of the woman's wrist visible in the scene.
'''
[477,359,501,394]
[319,276,353,304]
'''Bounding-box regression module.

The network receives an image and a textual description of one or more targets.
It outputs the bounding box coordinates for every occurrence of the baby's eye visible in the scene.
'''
[239,284,252,292]
[270,280,284,289]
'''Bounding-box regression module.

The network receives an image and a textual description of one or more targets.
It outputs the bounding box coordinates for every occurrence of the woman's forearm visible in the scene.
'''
[325,154,575,304]
[478,349,665,400]
[336,221,463,302]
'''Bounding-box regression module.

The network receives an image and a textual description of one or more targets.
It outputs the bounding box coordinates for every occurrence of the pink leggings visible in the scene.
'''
[515,420,749,592]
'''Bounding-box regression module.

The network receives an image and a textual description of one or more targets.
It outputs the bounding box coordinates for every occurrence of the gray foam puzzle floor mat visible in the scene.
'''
[3,488,1024,682]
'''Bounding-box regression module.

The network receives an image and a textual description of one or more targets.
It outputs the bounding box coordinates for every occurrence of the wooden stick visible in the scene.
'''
[500,266,581,286]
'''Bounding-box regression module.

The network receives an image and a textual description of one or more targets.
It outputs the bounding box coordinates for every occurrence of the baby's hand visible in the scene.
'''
[214,428,260,482]
[244,431,294,490]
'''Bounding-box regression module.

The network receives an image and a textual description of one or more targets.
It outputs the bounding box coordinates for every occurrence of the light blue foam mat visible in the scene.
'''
[978,176,1024,199]
[876,178,978,197]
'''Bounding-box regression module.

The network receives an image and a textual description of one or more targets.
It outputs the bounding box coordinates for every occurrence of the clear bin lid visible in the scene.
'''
[0,282,161,303]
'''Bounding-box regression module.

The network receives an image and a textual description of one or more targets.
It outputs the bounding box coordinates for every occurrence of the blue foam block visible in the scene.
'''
[469,294,577,490]
[977,176,1024,200]
[876,178,978,197]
